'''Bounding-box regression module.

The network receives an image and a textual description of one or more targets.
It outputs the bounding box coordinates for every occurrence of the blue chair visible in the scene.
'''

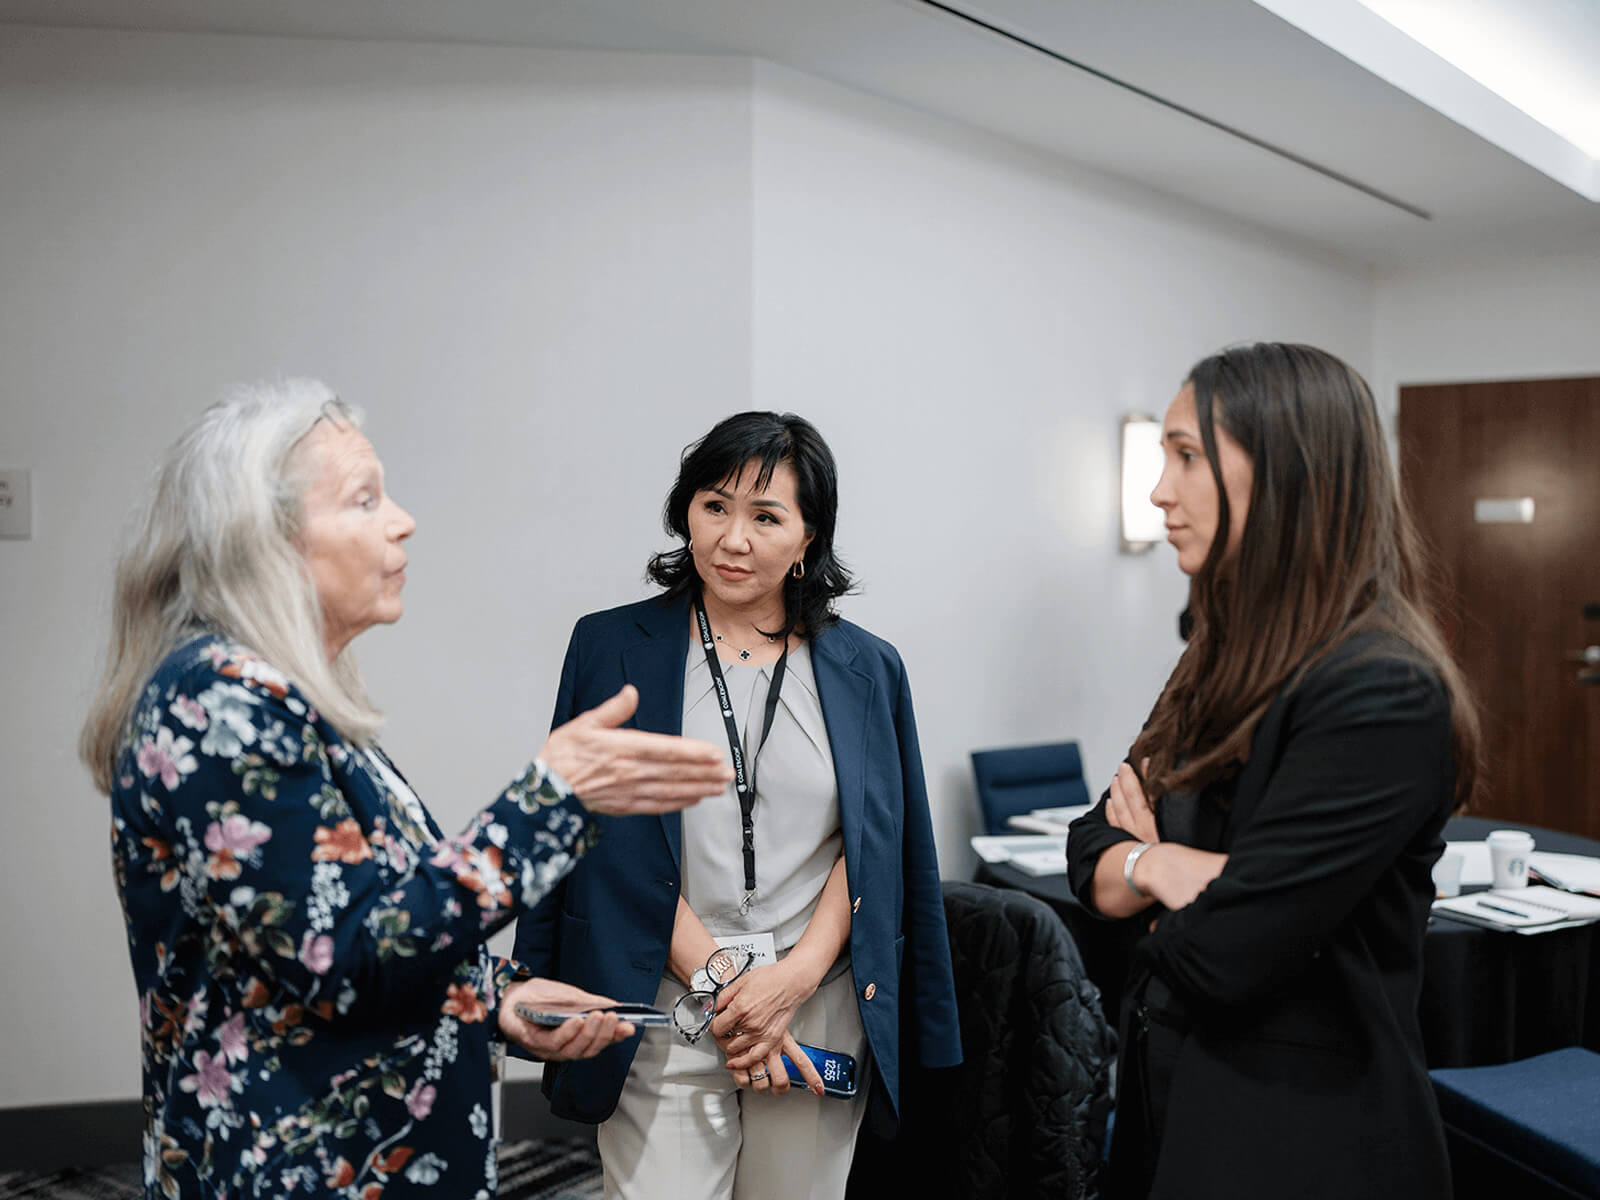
[1430,1047,1600,1199]
[969,741,1090,837]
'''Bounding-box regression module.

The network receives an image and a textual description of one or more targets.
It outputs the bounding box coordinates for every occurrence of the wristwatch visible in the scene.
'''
[1123,841,1155,898]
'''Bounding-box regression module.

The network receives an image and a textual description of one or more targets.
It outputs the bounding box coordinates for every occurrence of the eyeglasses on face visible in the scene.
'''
[672,946,754,1043]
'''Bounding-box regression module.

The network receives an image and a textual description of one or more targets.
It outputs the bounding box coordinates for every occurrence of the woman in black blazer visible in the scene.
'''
[1068,343,1479,1199]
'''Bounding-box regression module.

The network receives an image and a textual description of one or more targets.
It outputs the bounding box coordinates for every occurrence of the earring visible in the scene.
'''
[687,539,693,552]
[791,560,805,580]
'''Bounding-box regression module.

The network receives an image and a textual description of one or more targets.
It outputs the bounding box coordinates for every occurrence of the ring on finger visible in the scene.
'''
[749,1068,767,1082]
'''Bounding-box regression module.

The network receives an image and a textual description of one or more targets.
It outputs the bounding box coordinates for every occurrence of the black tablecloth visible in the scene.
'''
[975,815,1600,1069]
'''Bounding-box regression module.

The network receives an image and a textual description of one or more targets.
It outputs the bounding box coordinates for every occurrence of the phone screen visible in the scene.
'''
[780,1044,858,1098]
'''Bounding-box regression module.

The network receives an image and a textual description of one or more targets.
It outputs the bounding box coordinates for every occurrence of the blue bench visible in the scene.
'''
[1430,1047,1600,1199]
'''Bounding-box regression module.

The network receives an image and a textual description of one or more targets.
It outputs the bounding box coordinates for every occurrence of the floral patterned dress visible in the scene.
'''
[110,634,596,1198]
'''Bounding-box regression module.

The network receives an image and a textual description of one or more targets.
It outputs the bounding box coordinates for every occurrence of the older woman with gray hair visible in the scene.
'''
[81,380,732,1200]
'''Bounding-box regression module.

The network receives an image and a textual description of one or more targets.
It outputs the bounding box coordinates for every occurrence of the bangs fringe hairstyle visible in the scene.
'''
[1130,343,1479,809]
[646,411,854,638]
[80,380,383,794]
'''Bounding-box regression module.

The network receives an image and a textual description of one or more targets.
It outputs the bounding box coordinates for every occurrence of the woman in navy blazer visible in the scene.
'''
[513,412,960,1198]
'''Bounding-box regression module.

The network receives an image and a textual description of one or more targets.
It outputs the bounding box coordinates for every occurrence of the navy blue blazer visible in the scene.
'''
[512,595,961,1134]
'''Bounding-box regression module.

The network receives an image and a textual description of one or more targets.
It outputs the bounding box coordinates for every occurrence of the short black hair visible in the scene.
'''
[646,411,854,637]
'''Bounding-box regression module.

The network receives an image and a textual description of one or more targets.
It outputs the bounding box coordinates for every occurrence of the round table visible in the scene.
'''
[975,815,1600,1068]
[1420,816,1600,1067]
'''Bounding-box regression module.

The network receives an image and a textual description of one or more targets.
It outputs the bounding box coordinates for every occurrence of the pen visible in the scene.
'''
[1475,898,1533,920]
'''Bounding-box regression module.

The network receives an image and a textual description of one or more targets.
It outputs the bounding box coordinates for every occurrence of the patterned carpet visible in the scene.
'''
[0,1139,603,1199]
[496,1139,605,1199]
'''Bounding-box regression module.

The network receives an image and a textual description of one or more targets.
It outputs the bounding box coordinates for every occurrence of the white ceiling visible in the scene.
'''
[3,0,1597,269]
[1356,0,1600,161]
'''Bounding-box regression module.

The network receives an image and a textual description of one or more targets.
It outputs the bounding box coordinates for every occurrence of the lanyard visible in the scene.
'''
[693,602,788,904]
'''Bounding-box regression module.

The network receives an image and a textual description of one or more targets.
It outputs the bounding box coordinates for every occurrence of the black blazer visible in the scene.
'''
[512,595,962,1134]
[1067,631,1455,1200]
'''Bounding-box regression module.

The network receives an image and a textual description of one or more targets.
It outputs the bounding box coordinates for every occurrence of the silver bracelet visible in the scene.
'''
[1123,841,1154,897]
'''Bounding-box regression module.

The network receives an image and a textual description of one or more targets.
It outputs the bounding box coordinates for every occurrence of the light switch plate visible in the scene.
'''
[0,469,32,539]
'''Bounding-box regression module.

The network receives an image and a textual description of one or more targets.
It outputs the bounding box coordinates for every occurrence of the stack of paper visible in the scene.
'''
[1531,852,1600,897]
[1432,885,1600,934]
[970,834,1066,865]
[1005,805,1094,835]
[1008,847,1070,877]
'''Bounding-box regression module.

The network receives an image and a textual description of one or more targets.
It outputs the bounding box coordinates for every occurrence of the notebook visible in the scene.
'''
[1432,885,1600,933]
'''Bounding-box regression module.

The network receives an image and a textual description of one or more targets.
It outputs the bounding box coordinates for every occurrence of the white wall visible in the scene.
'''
[749,62,1375,871]
[0,24,753,1107]
[0,25,1378,1109]
[1372,247,1600,406]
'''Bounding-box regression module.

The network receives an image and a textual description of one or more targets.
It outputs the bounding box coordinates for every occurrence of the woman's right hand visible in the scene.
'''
[540,685,733,815]
[1106,760,1160,844]
[498,978,636,1060]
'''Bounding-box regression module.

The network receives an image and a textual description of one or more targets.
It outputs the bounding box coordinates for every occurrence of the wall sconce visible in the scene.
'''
[1120,414,1164,552]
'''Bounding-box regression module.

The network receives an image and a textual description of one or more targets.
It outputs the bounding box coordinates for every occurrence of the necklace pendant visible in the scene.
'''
[739,648,751,661]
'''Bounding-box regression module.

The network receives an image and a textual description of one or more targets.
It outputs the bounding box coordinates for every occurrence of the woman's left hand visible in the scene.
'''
[1136,843,1229,913]
[1106,760,1160,844]
[709,961,819,1085]
[497,978,637,1061]
[730,1030,826,1098]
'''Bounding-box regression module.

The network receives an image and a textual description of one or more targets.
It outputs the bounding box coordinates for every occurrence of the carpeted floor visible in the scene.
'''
[0,1139,603,1199]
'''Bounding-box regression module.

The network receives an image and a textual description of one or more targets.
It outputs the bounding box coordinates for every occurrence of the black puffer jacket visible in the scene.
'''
[849,882,1116,1199]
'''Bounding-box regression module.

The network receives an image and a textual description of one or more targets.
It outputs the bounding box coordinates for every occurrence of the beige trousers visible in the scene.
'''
[596,966,871,1200]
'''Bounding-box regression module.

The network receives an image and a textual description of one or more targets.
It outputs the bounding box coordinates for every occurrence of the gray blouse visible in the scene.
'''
[680,636,843,953]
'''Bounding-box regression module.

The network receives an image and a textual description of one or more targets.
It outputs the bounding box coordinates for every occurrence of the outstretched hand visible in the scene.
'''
[540,686,732,815]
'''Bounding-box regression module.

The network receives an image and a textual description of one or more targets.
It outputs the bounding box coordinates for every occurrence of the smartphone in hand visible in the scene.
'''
[513,1003,672,1028]
[780,1044,858,1098]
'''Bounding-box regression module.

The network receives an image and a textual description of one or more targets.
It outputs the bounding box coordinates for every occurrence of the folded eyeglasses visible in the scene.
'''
[673,946,754,1043]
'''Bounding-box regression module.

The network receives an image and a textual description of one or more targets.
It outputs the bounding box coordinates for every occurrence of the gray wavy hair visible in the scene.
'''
[81,379,383,793]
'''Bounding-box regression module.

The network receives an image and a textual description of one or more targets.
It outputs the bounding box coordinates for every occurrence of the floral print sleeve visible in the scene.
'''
[111,636,597,1199]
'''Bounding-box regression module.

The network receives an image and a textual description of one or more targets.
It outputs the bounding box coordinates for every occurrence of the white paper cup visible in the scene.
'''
[1432,849,1464,898]
[1487,829,1535,890]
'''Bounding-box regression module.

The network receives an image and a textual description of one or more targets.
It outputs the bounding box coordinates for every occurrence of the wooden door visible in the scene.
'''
[1398,376,1600,839]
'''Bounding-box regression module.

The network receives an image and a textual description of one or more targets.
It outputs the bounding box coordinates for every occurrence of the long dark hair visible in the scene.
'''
[646,411,854,637]
[1130,343,1479,809]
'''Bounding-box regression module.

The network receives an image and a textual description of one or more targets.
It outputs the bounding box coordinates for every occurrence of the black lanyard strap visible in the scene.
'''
[694,602,788,898]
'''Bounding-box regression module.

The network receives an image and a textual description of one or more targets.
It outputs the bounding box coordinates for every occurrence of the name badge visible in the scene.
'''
[714,930,777,969]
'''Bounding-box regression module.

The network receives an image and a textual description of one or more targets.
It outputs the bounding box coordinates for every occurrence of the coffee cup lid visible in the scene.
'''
[1487,828,1534,843]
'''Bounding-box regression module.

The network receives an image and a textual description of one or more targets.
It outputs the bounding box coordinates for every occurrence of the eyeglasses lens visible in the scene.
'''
[672,991,716,1038]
